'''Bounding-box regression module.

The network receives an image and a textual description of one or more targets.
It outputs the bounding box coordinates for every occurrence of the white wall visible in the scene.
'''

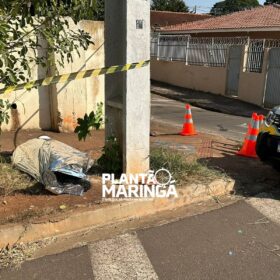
[1,20,105,132]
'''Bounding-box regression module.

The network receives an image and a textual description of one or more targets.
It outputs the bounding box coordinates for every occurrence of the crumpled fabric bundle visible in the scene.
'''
[12,137,94,196]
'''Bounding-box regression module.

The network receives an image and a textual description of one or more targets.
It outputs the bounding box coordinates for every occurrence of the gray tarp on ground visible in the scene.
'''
[12,138,94,196]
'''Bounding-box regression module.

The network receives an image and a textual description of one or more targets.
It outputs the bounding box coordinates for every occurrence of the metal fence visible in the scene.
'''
[151,33,158,58]
[151,34,280,71]
[187,37,247,67]
[186,43,226,67]
[155,35,190,61]
[151,34,248,67]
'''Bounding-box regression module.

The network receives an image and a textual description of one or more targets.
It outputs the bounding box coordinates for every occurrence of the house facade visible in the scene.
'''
[161,5,280,39]
[151,5,280,108]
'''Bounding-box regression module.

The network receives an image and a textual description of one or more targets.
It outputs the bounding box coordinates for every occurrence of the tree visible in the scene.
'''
[210,0,259,15]
[93,0,105,21]
[0,0,97,132]
[151,0,189,12]
[264,0,280,4]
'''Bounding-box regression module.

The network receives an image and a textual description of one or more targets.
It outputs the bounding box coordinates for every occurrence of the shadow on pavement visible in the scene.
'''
[152,80,268,118]
[198,140,280,198]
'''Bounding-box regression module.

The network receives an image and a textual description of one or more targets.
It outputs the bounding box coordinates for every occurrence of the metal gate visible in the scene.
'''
[226,46,242,96]
[264,48,280,108]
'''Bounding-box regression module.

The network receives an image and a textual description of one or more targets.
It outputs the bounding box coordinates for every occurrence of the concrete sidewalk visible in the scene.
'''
[2,199,280,280]
[152,81,268,118]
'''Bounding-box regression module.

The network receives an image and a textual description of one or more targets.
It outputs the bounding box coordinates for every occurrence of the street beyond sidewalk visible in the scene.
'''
[151,93,251,141]
[151,81,268,118]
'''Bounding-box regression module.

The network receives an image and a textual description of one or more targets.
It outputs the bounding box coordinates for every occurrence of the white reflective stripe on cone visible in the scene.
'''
[185,119,193,124]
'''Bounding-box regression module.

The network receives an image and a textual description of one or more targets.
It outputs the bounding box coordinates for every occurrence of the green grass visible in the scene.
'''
[150,147,226,186]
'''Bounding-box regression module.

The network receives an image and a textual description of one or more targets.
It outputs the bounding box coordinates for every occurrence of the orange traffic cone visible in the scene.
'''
[259,114,265,127]
[237,114,260,158]
[248,113,258,131]
[180,104,197,136]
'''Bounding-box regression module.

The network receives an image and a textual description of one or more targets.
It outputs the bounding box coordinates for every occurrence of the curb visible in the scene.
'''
[151,90,227,115]
[0,179,235,248]
[151,89,267,118]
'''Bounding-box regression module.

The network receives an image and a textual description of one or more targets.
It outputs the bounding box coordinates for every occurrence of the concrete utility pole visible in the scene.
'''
[105,0,150,174]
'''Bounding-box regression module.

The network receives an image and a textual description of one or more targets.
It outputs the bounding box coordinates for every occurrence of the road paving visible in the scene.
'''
[138,200,280,280]
[151,94,251,141]
[2,198,280,280]
[0,246,94,280]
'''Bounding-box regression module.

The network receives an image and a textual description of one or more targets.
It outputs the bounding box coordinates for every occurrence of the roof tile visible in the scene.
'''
[151,10,211,28]
[162,5,280,32]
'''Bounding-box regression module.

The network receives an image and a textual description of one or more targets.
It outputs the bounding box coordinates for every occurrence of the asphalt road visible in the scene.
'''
[2,195,280,280]
[138,200,280,280]
[151,94,251,141]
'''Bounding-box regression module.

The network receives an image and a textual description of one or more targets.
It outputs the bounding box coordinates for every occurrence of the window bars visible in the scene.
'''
[246,39,280,73]
[246,39,265,73]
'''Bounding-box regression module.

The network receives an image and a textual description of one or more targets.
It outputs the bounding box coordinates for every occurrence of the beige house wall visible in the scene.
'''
[55,20,105,132]
[1,20,104,132]
[151,58,227,95]
[151,48,271,107]
[238,49,269,106]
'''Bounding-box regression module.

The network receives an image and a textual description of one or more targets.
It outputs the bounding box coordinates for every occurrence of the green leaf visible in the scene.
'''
[75,104,103,141]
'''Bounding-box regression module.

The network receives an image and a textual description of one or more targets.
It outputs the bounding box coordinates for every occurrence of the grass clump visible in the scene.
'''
[150,148,226,185]
[0,161,36,196]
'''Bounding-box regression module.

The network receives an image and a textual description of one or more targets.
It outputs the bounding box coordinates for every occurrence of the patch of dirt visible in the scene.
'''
[0,124,279,227]
[0,129,105,225]
[0,176,104,226]
[0,129,105,156]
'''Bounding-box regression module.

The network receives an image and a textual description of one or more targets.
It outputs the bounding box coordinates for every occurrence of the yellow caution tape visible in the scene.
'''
[0,60,150,95]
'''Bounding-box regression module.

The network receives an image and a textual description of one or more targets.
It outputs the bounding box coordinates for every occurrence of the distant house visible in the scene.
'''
[151,10,211,31]
[151,5,280,108]
[160,4,280,39]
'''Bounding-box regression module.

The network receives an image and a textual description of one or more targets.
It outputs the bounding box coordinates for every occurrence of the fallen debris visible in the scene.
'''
[247,217,270,225]
[0,238,56,269]
[59,204,67,210]
[12,137,94,196]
